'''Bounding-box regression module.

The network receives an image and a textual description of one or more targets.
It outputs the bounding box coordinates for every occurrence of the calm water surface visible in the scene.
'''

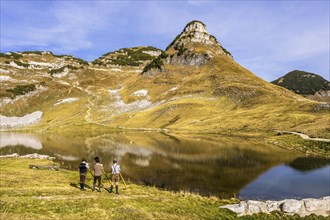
[0,132,329,200]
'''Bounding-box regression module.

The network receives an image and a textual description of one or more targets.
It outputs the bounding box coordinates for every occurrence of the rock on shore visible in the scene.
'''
[219,197,330,217]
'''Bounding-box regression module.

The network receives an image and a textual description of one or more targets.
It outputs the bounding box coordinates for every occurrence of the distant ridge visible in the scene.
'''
[272,70,330,97]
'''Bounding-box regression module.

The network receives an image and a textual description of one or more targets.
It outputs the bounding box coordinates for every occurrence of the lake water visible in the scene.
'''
[0,132,329,200]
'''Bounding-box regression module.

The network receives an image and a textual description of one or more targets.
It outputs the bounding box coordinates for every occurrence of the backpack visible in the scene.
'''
[79,162,87,174]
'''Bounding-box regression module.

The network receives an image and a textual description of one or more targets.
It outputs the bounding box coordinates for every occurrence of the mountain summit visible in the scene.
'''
[166,20,232,65]
[166,20,231,57]
[143,20,232,74]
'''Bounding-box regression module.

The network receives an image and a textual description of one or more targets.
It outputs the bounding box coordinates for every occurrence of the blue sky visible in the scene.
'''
[1,0,329,81]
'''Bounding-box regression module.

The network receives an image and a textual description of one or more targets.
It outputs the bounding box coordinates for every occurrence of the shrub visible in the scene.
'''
[13,60,30,67]
[94,47,162,67]
[142,53,167,73]
[22,51,43,55]
[6,84,36,96]
[49,65,78,75]
[0,52,23,59]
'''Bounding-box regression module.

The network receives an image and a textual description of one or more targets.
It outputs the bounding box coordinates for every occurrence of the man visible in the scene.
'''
[110,159,121,194]
[93,156,104,192]
[78,158,89,191]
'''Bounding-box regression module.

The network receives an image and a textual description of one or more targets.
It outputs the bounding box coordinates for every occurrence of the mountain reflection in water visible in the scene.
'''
[0,132,328,199]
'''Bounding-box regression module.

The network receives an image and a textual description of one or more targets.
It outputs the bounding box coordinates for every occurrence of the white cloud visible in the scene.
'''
[1,1,128,53]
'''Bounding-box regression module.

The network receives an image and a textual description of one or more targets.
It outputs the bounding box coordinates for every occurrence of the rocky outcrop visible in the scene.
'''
[142,20,232,75]
[315,90,330,97]
[0,111,43,129]
[166,20,233,61]
[219,197,330,217]
[167,52,212,66]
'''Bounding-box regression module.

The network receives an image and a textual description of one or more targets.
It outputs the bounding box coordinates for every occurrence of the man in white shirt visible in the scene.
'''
[110,159,121,194]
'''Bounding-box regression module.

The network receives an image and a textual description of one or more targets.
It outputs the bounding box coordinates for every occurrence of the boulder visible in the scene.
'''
[247,200,267,214]
[281,199,304,214]
[303,198,328,212]
[220,202,246,215]
[266,200,281,212]
[219,198,329,217]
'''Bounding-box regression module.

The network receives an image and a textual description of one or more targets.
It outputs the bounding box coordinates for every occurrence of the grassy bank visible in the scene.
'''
[268,134,330,158]
[0,158,327,220]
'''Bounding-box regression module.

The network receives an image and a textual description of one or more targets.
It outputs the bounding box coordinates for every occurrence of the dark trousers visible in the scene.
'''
[93,175,102,187]
[80,174,86,184]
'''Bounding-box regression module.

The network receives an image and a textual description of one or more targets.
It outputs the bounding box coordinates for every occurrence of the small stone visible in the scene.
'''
[281,199,303,213]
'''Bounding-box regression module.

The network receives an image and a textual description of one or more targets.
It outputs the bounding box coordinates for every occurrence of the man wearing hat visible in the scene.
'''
[110,159,121,194]
[78,157,89,191]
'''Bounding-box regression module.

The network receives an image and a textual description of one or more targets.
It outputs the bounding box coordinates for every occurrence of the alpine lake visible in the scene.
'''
[1,131,329,200]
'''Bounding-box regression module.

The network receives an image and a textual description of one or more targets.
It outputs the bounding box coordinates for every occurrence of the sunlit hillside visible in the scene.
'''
[0,21,329,138]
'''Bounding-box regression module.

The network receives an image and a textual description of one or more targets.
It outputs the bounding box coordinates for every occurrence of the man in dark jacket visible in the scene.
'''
[79,158,89,190]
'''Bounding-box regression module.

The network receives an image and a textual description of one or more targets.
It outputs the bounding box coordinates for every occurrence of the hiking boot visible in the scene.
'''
[109,185,113,193]
[115,185,119,194]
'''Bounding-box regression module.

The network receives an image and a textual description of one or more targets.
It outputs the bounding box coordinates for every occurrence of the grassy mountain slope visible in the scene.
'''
[114,54,329,138]
[1,22,329,139]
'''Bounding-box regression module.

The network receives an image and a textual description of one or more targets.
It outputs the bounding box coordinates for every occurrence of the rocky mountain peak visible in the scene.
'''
[163,20,233,63]
[142,20,233,74]
[166,20,221,51]
[183,20,207,32]
[180,20,214,46]
[142,21,234,75]
[183,21,207,33]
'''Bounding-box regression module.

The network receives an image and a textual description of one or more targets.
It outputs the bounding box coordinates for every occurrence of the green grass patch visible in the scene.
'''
[0,158,326,219]
[269,134,330,158]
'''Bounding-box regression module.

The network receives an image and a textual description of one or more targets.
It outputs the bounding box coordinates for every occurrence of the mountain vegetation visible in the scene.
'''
[92,46,162,67]
[272,70,330,95]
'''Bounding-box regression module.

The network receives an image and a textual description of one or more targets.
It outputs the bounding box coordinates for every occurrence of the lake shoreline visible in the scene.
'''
[0,154,329,219]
